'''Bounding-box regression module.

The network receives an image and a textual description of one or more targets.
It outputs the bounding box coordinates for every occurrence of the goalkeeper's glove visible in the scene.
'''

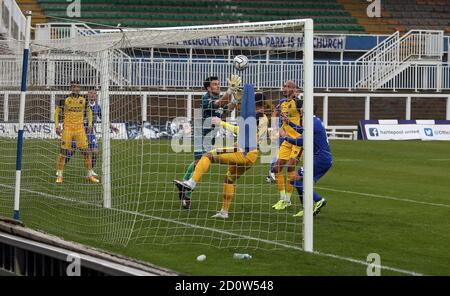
[230,89,243,105]
[226,74,242,96]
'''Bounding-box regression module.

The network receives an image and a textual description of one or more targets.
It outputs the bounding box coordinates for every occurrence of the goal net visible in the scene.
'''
[0,19,313,250]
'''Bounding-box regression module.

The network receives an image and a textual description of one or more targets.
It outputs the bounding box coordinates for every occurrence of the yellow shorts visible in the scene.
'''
[278,141,302,161]
[216,149,259,183]
[61,128,88,150]
[211,148,259,166]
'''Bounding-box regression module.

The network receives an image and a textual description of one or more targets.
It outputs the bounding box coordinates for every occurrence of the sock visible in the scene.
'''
[293,179,322,203]
[92,153,97,168]
[286,170,297,198]
[183,161,196,180]
[313,192,322,203]
[56,170,63,177]
[186,178,197,188]
[192,156,211,183]
[279,190,286,200]
[285,192,292,202]
[293,179,304,204]
[57,154,66,171]
[182,161,196,198]
[222,183,235,212]
[83,153,92,171]
[269,161,276,174]
[275,172,285,193]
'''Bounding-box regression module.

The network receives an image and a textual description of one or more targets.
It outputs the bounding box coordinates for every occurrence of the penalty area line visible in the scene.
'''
[0,183,423,276]
[317,186,450,209]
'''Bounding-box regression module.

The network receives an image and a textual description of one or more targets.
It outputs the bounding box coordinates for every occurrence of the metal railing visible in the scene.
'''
[356,30,444,90]
[1,57,449,91]
[0,0,26,40]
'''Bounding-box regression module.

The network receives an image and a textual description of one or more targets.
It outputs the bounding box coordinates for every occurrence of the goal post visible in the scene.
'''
[303,19,314,253]
[13,10,32,221]
[5,18,315,250]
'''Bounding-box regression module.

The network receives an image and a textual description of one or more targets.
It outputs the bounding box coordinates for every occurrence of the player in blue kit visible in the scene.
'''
[279,109,332,217]
[65,89,118,177]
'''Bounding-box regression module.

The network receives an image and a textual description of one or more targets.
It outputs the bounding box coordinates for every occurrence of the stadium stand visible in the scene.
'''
[28,0,366,33]
[337,0,394,34]
[14,0,47,27]
[339,0,450,34]
[381,0,450,33]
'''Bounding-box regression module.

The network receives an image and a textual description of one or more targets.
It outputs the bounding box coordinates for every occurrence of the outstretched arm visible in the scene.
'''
[287,120,304,134]
[54,106,62,136]
[211,117,239,135]
[284,135,303,147]
[279,127,303,147]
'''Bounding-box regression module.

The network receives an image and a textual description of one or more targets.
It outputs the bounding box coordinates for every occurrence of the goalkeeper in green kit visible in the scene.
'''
[175,74,242,209]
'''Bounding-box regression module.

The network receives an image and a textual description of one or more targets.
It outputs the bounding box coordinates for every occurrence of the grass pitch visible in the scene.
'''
[1,139,449,275]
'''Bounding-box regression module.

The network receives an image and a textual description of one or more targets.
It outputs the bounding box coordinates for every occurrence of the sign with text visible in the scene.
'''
[360,120,450,141]
[0,123,127,139]
[180,34,346,51]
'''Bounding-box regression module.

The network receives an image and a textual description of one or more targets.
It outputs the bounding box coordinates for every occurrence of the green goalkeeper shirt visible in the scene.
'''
[201,92,228,122]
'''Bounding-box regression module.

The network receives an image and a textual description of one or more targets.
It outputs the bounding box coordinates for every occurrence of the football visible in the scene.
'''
[233,55,249,71]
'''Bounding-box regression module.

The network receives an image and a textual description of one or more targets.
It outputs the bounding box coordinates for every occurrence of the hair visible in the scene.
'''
[203,76,219,90]
[70,80,80,86]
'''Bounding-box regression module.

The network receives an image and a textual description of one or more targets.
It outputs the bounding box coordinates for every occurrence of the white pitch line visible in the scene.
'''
[0,183,423,276]
[316,186,450,209]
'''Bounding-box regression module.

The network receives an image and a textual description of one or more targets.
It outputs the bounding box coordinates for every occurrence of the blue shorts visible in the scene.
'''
[87,133,97,149]
[296,158,332,183]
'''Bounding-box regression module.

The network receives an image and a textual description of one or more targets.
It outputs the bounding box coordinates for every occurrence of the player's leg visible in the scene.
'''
[76,129,98,183]
[56,130,73,183]
[212,152,256,218]
[175,147,239,190]
[272,143,291,209]
[292,161,331,217]
[88,133,99,176]
[65,140,76,164]
[265,155,277,183]
[284,146,302,207]
[211,165,237,219]
[174,152,214,191]
[181,158,200,200]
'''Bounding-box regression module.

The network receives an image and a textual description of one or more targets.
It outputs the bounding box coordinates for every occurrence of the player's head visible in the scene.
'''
[88,89,97,103]
[70,80,80,95]
[255,92,266,125]
[203,76,220,96]
[282,80,297,99]
[254,92,265,112]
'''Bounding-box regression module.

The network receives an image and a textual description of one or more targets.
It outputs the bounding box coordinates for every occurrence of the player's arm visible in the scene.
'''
[54,105,62,136]
[211,117,239,135]
[221,74,242,109]
[86,102,93,133]
[279,128,303,147]
[287,120,304,134]
[283,135,303,147]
